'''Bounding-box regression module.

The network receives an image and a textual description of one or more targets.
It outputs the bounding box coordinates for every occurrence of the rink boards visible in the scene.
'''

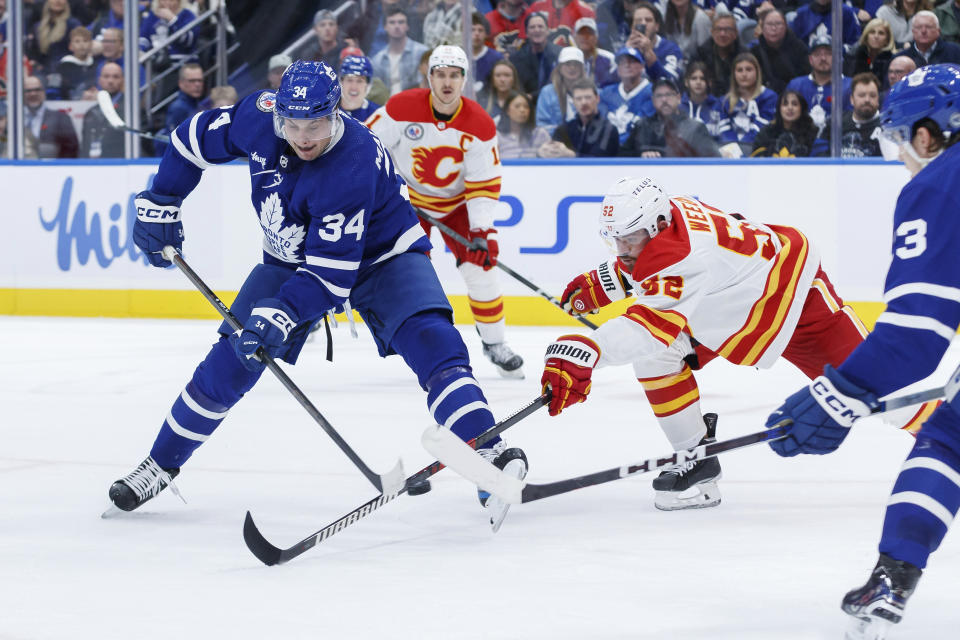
[0,159,905,327]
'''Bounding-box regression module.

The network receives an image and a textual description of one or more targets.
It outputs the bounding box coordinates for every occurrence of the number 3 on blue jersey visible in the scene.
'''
[895,219,927,259]
[318,209,365,242]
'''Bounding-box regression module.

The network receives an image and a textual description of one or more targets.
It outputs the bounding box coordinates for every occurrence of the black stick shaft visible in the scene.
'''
[520,423,790,502]
[166,248,390,493]
[243,393,550,565]
[416,209,599,331]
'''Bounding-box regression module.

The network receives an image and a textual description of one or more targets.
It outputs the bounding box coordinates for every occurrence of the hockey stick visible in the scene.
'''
[416,209,599,331]
[97,90,171,142]
[243,392,550,566]
[161,246,405,496]
[423,367,960,505]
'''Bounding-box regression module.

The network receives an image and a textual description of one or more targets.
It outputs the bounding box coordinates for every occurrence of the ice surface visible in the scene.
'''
[1,318,956,639]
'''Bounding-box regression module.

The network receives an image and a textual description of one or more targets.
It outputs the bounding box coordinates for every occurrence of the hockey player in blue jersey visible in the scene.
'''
[765,64,960,638]
[339,55,380,123]
[108,60,527,528]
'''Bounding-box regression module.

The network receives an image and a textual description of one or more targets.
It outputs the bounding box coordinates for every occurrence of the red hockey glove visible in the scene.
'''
[464,228,499,270]
[560,259,628,316]
[540,334,602,416]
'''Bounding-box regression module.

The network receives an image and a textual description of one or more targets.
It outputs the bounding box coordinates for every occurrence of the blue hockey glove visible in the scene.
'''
[766,366,880,457]
[133,190,184,267]
[230,298,299,372]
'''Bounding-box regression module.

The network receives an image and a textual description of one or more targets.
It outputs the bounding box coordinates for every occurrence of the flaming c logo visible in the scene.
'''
[411,146,463,188]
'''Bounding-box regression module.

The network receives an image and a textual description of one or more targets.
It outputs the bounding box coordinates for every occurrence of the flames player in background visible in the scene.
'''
[538,176,934,511]
[367,45,525,380]
[106,60,527,530]
[339,55,380,122]
[765,64,960,639]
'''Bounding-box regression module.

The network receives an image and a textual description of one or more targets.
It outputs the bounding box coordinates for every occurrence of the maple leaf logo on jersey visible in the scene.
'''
[259,192,305,262]
[410,146,463,189]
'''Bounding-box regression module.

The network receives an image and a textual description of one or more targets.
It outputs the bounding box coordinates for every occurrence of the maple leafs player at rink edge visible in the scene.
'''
[367,45,526,381]
[538,176,936,512]
[764,63,960,639]
[109,60,526,529]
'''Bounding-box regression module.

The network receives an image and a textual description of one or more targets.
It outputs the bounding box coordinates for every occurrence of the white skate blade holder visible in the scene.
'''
[422,425,524,504]
[845,614,894,640]
[654,480,722,511]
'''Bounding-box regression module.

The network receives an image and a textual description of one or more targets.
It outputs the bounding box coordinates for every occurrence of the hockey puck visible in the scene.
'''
[406,478,432,496]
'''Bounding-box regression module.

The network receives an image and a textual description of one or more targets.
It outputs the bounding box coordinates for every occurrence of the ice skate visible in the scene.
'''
[476,440,528,532]
[842,554,922,640]
[482,341,525,379]
[653,413,722,511]
[105,456,183,516]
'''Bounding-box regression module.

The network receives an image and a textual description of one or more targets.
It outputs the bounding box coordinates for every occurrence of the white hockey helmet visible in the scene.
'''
[598,176,672,250]
[429,45,469,77]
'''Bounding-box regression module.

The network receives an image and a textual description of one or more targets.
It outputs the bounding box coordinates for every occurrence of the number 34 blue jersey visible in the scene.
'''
[839,142,960,396]
[149,90,432,321]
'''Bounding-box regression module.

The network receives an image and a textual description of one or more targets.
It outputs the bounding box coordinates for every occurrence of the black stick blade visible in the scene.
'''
[243,511,283,566]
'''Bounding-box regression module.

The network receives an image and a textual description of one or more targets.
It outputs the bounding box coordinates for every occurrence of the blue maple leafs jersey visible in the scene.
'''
[150,90,432,321]
[839,142,960,396]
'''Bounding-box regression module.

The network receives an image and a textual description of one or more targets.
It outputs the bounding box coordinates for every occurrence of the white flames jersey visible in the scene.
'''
[366,88,502,229]
[595,196,820,369]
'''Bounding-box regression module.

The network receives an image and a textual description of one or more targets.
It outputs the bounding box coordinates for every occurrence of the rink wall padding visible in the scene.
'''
[0,159,904,328]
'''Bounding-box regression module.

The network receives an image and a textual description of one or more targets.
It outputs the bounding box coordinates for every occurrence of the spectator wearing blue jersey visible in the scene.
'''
[625,2,685,81]
[88,0,124,46]
[791,0,862,48]
[139,0,199,67]
[599,46,654,143]
[681,60,723,137]
[536,46,588,134]
[750,89,827,156]
[897,11,960,66]
[340,55,381,122]
[574,17,619,87]
[717,51,777,156]
[109,60,528,527]
[786,33,853,133]
[550,78,621,156]
[851,0,888,25]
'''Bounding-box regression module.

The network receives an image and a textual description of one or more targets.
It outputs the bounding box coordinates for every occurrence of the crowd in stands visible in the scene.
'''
[5,0,960,159]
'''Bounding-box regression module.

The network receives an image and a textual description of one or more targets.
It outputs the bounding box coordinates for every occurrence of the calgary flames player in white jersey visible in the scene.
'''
[367,45,524,379]
[539,176,934,511]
